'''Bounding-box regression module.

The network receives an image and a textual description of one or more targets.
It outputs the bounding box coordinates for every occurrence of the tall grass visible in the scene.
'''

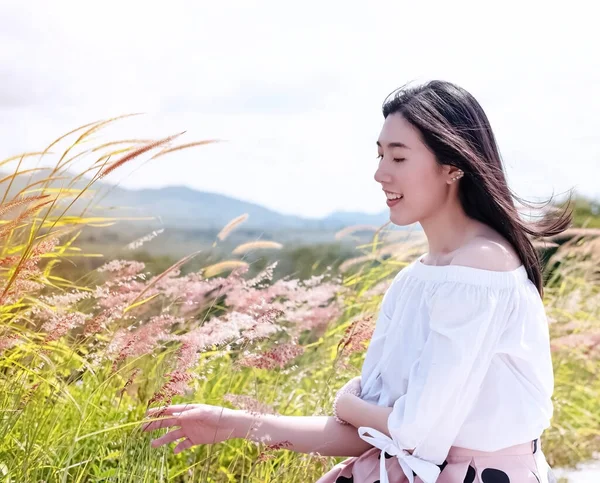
[0,122,599,482]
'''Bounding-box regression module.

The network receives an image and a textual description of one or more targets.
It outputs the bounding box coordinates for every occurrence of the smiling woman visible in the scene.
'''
[142,80,572,483]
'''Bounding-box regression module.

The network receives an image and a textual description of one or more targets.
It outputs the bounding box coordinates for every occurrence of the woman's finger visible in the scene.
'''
[142,416,179,432]
[146,404,198,417]
[173,438,194,454]
[151,428,186,448]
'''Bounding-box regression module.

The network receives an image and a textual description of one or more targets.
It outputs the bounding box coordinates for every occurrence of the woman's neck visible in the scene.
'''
[419,198,480,259]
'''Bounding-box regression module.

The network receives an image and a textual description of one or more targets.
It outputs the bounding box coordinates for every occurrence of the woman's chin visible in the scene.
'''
[389,211,415,227]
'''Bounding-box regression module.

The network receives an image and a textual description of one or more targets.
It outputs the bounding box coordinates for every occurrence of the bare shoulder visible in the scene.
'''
[449,238,522,272]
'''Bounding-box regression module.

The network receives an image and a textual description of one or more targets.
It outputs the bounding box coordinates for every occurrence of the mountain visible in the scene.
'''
[107,185,334,230]
[0,169,395,232]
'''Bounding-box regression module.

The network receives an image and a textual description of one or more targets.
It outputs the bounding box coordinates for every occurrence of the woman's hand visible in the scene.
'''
[142,403,242,454]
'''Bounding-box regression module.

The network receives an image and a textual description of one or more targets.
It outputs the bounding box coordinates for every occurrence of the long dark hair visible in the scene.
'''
[382,80,572,296]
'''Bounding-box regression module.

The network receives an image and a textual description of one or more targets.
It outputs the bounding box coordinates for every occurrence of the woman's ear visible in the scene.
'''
[446,166,464,184]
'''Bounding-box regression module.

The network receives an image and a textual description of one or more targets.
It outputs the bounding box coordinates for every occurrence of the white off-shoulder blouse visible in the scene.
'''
[356,253,554,483]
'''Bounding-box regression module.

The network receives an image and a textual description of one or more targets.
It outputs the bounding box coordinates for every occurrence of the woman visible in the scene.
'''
[142,80,569,483]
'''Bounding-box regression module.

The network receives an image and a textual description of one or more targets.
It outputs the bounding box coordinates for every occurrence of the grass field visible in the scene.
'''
[1,121,599,482]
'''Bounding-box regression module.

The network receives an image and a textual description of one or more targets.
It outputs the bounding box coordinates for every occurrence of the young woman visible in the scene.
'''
[142,80,570,483]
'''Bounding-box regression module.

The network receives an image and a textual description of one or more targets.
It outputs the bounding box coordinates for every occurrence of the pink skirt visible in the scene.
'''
[315,438,555,483]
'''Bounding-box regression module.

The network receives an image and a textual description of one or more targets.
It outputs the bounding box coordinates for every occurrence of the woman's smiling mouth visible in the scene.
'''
[384,190,403,207]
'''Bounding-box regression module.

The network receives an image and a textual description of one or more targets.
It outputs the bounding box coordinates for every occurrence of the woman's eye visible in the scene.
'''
[376,154,405,163]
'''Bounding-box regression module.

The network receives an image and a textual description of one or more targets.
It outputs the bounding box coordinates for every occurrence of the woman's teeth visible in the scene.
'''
[385,192,403,200]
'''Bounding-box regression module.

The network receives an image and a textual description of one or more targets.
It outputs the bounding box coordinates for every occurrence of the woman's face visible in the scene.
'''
[374,113,453,226]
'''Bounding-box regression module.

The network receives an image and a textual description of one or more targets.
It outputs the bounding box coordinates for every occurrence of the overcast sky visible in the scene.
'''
[1,0,598,218]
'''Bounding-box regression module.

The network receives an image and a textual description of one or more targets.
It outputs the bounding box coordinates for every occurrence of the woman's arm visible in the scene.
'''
[335,393,395,439]
[233,393,397,456]
[143,402,376,457]
[233,411,374,457]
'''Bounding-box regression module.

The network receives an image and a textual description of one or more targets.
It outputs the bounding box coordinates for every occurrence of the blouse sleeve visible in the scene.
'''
[358,273,404,397]
[358,282,514,483]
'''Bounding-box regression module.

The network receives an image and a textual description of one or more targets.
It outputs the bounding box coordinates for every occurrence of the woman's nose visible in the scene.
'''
[374,164,392,185]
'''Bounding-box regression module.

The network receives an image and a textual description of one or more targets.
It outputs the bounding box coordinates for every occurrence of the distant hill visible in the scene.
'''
[0,169,399,232]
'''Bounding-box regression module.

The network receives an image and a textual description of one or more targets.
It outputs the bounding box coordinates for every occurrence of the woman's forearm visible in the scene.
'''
[336,393,414,454]
[230,393,399,458]
[232,412,373,457]
[336,393,394,438]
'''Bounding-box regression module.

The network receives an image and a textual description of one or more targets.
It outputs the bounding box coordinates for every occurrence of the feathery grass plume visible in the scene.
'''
[203,260,249,278]
[98,131,185,179]
[125,228,165,250]
[97,259,147,277]
[83,307,122,336]
[17,382,42,410]
[257,441,294,462]
[122,250,201,312]
[338,253,378,273]
[0,194,51,218]
[246,261,278,288]
[337,314,375,358]
[236,342,305,370]
[90,139,155,152]
[42,311,91,343]
[150,139,222,159]
[0,333,20,353]
[334,224,380,240]
[242,308,285,342]
[147,371,194,407]
[216,214,249,241]
[109,314,183,369]
[54,146,110,177]
[0,237,60,302]
[41,118,119,154]
[118,368,141,397]
[44,114,142,173]
[532,240,560,249]
[0,198,55,240]
[232,240,283,255]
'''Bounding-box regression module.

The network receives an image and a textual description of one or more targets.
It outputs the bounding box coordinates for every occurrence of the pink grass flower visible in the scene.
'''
[42,311,91,343]
[236,342,305,370]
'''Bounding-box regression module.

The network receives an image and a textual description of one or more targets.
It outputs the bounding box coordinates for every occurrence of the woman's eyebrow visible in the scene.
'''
[376,140,410,149]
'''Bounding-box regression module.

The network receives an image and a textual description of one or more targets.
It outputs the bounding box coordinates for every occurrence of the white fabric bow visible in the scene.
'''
[357,427,441,483]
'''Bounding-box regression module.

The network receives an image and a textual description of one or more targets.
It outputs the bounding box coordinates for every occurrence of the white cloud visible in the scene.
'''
[0,0,598,217]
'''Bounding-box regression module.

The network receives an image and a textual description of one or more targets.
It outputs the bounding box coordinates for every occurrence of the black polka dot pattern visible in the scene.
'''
[438,460,448,473]
[463,465,476,483]
[376,451,393,460]
[481,468,510,483]
[334,476,353,483]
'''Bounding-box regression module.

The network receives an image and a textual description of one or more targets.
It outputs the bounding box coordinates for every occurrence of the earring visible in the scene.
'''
[451,171,464,182]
